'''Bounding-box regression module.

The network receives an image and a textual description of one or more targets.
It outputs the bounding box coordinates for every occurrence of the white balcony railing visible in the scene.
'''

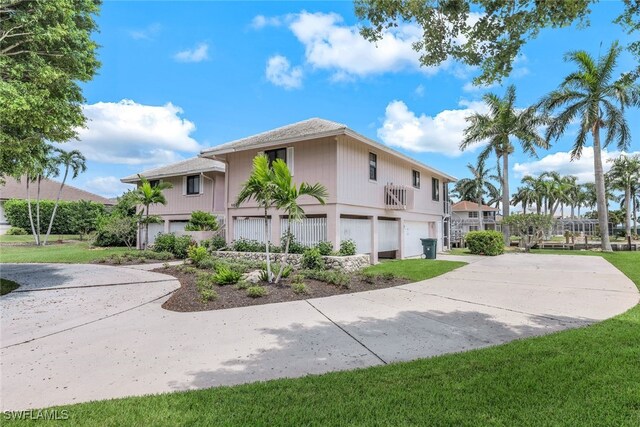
[384,184,414,210]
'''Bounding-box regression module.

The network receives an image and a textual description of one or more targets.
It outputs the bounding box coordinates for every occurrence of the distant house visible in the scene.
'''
[121,157,225,244]
[450,200,500,242]
[0,176,114,234]
[201,118,456,262]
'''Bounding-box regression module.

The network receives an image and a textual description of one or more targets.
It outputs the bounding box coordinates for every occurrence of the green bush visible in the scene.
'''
[339,239,357,256]
[213,265,242,285]
[465,230,504,256]
[247,286,268,298]
[173,235,195,259]
[302,247,325,270]
[235,280,251,290]
[281,231,307,254]
[188,246,209,266]
[94,214,136,248]
[315,241,334,256]
[197,258,218,270]
[291,282,308,294]
[231,239,265,252]
[4,199,104,234]
[200,288,218,302]
[359,271,379,284]
[302,269,350,288]
[185,211,219,231]
[209,235,227,251]
[6,226,27,235]
[153,233,176,253]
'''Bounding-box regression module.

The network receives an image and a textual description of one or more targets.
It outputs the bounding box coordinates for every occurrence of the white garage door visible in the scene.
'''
[403,221,430,258]
[378,219,399,252]
[169,221,188,233]
[144,222,165,247]
[340,217,371,254]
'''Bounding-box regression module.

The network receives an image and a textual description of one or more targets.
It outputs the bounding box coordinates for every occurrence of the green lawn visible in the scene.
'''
[5,252,640,426]
[0,242,129,263]
[364,258,466,281]
[448,247,473,256]
[0,278,19,295]
[0,234,80,243]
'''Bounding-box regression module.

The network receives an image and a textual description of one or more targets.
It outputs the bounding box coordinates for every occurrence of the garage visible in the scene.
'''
[340,216,372,254]
[169,221,189,233]
[403,221,430,258]
[378,219,400,256]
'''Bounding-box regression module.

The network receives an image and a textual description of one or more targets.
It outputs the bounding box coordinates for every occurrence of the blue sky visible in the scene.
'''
[66,1,640,199]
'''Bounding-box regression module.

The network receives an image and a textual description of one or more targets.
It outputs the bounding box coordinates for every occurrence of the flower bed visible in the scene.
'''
[212,251,370,272]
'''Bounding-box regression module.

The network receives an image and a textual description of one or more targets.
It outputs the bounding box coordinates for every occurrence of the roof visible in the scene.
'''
[121,157,225,183]
[200,118,457,182]
[452,201,499,212]
[1,176,115,205]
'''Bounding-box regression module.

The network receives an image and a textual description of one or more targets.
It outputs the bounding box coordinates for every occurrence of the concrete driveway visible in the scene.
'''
[1,254,638,410]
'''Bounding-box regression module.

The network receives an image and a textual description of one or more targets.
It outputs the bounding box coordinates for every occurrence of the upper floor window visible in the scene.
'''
[469,211,479,218]
[186,175,200,195]
[412,170,420,189]
[149,179,159,188]
[369,152,377,181]
[432,177,440,201]
[265,148,287,166]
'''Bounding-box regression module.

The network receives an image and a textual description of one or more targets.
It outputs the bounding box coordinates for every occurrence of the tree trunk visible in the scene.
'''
[523,204,527,215]
[275,221,292,284]
[501,153,510,245]
[144,205,150,250]
[26,178,38,245]
[43,165,69,246]
[592,126,613,251]
[624,186,631,238]
[570,204,575,219]
[633,194,638,236]
[477,194,484,231]
[35,175,42,245]
[264,208,272,283]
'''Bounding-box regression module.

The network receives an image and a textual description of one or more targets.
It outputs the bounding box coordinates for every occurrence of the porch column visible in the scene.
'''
[327,208,340,250]
[370,215,378,264]
[398,218,405,259]
[164,219,170,234]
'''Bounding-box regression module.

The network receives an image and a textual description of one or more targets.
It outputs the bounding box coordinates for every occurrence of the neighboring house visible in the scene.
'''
[200,118,456,263]
[450,200,500,242]
[0,176,114,234]
[121,157,226,245]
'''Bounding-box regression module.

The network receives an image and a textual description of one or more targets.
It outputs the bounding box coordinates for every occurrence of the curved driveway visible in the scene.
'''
[1,254,638,410]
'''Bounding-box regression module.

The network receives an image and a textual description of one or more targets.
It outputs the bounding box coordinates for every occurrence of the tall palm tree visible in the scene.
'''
[453,160,499,230]
[540,42,640,250]
[607,154,640,238]
[235,155,278,282]
[461,85,548,243]
[43,149,87,245]
[511,183,537,215]
[135,176,173,250]
[520,175,544,214]
[271,159,328,283]
[575,184,591,218]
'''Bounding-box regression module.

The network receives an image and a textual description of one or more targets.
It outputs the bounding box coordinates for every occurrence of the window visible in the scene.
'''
[412,170,420,188]
[469,211,479,218]
[186,175,200,195]
[432,177,440,201]
[469,225,479,231]
[265,148,287,166]
[149,179,159,188]
[369,152,377,181]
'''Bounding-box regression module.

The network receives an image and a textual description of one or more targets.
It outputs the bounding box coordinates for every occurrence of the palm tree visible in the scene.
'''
[511,184,537,215]
[575,184,591,218]
[235,155,278,282]
[271,159,328,283]
[134,176,173,250]
[540,42,640,250]
[43,149,87,245]
[461,85,548,243]
[607,154,640,238]
[453,160,500,230]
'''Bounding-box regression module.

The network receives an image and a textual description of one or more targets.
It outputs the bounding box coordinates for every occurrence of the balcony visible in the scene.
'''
[384,184,414,210]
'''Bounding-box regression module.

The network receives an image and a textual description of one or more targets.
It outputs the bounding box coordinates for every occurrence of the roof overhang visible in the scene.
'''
[120,166,224,184]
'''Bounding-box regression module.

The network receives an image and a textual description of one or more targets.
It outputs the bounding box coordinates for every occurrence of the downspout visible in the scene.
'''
[200,172,215,213]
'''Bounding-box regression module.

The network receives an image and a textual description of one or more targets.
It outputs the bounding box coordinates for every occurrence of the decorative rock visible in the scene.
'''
[243,270,262,284]
[213,251,370,272]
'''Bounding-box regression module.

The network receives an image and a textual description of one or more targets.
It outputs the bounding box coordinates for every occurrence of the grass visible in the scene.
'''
[5,252,640,426]
[364,258,466,281]
[0,234,80,243]
[0,278,19,295]
[448,247,473,255]
[0,242,129,263]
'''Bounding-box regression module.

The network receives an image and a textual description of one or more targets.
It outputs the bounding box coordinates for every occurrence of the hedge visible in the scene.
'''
[465,230,505,256]
[3,199,105,235]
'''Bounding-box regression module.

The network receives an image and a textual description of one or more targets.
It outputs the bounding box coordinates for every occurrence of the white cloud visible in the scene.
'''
[265,55,303,89]
[67,99,201,166]
[251,15,283,29]
[83,176,134,198]
[377,99,488,156]
[174,42,209,63]
[513,148,640,183]
[128,23,161,40]
[414,84,425,97]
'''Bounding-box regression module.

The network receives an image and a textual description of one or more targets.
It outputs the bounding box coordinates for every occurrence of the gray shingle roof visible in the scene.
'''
[120,157,225,183]
[1,176,115,205]
[201,118,347,154]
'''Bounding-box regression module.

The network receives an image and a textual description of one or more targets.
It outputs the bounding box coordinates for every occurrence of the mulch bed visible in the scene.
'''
[157,266,410,312]
[95,259,174,266]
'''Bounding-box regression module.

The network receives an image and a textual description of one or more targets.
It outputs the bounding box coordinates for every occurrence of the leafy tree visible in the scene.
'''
[185,211,219,231]
[0,0,101,179]
[461,85,547,243]
[112,189,139,217]
[43,149,86,245]
[607,154,640,238]
[96,215,136,249]
[540,42,640,251]
[271,159,328,283]
[134,176,173,249]
[70,199,97,240]
[502,214,553,252]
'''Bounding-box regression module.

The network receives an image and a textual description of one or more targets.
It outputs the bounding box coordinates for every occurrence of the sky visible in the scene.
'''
[63,1,640,200]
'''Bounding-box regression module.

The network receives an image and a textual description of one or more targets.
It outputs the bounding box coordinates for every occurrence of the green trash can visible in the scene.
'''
[420,238,437,259]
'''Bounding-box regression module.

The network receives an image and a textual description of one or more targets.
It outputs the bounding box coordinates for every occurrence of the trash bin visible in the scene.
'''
[420,238,437,259]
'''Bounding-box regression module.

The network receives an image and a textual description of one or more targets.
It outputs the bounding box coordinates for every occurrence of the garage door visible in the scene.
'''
[378,219,399,252]
[169,221,188,233]
[145,222,165,247]
[340,217,371,254]
[403,221,429,258]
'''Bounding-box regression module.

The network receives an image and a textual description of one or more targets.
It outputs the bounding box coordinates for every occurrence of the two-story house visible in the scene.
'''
[121,157,226,245]
[450,200,500,243]
[200,118,456,263]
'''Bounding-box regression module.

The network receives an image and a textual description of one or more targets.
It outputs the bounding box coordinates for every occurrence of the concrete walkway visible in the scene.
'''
[1,254,638,410]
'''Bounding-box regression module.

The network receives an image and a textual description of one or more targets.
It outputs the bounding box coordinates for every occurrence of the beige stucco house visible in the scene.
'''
[200,118,456,263]
[121,157,225,244]
[450,200,500,243]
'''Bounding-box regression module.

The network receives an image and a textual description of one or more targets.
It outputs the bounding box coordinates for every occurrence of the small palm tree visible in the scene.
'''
[540,41,640,250]
[511,183,537,215]
[135,176,173,249]
[43,149,87,245]
[235,155,278,282]
[607,154,640,238]
[461,85,548,243]
[271,159,328,283]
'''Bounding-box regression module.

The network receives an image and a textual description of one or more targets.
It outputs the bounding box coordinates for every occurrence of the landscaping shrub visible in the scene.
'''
[94,215,136,248]
[315,241,334,256]
[225,259,261,274]
[381,272,396,280]
[230,239,265,252]
[209,235,227,251]
[188,246,209,266]
[258,268,270,282]
[200,288,218,302]
[4,199,104,234]
[6,226,27,235]
[197,258,218,270]
[185,211,219,231]
[235,280,251,290]
[281,231,307,254]
[153,233,176,254]
[302,269,350,288]
[359,271,379,284]
[270,263,293,279]
[213,265,242,285]
[465,230,504,256]
[173,235,195,259]
[339,239,357,256]
[301,247,325,270]
[291,282,308,294]
[247,286,268,298]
